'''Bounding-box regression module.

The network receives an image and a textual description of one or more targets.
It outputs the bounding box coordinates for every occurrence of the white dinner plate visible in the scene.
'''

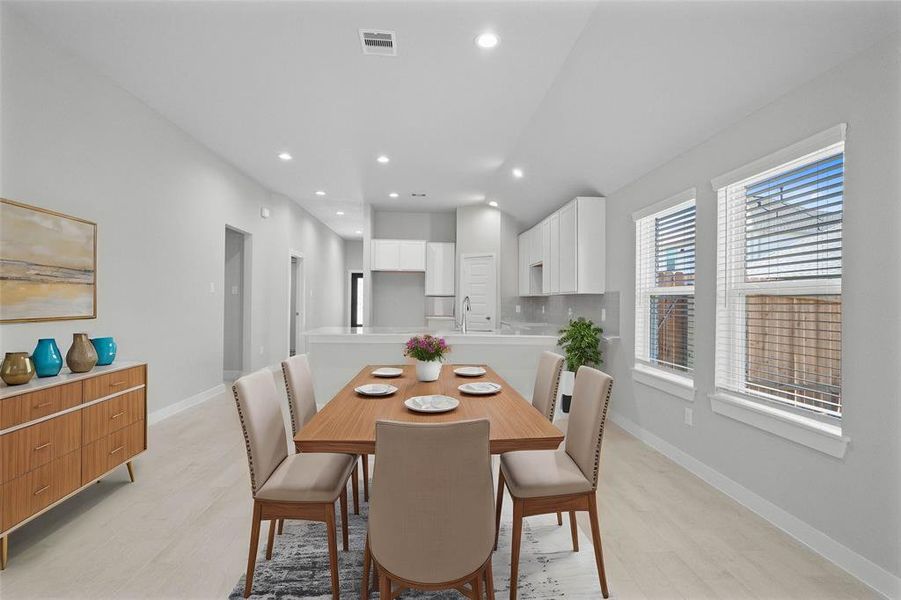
[454,366,487,377]
[404,395,460,413]
[458,382,502,395]
[355,383,398,397]
[371,367,403,378]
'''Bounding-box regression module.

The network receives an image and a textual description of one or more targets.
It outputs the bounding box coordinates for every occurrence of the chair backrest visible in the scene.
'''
[369,420,494,584]
[531,351,564,422]
[232,369,288,496]
[564,366,613,490]
[281,354,317,436]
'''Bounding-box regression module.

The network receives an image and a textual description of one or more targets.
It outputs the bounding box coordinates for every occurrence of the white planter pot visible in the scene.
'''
[415,360,442,382]
[560,370,575,396]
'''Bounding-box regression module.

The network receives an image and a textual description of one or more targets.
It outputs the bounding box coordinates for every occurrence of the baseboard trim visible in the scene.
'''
[609,411,900,600]
[148,383,227,425]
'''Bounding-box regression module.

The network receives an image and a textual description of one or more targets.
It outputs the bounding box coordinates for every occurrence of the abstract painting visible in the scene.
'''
[1,199,96,323]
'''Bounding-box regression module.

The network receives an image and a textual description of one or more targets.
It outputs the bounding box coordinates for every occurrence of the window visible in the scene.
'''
[715,140,844,419]
[635,191,696,376]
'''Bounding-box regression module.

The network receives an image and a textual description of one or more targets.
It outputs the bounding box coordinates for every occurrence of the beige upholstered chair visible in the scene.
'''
[495,366,613,600]
[531,351,564,421]
[233,369,356,599]
[362,420,496,600]
[282,354,363,515]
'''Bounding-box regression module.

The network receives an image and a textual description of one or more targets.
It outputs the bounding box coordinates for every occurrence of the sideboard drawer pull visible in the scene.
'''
[110,380,127,387]
[110,445,125,455]
[33,485,50,496]
[110,411,125,420]
[33,401,53,409]
[34,442,52,451]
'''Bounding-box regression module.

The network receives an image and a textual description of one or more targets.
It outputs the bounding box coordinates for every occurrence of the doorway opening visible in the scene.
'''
[224,227,251,380]
[460,253,497,332]
[289,252,305,357]
[349,271,364,327]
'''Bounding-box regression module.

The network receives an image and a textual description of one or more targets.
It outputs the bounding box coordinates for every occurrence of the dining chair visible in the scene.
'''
[282,354,363,516]
[495,365,613,600]
[233,368,356,599]
[528,351,567,527]
[361,420,496,600]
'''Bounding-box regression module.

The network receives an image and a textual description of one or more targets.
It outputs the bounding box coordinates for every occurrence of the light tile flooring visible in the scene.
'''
[1,391,877,599]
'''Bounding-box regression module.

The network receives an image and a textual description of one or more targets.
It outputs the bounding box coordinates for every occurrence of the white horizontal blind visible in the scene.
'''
[635,199,695,374]
[715,142,844,417]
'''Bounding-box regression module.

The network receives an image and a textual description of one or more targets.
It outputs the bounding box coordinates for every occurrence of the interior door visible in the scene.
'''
[460,254,497,331]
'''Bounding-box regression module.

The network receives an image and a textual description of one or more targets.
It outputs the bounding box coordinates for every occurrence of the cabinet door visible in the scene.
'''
[426,243,455,295]
[398,241,426,271]
[541,220,551,294]
[529,226,542,265]
[549,213,560,294]
[371,240,399,271]
[518,234,529,296]
[559,201,578,293]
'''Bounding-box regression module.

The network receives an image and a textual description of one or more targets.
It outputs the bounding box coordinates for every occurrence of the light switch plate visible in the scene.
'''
[684,407,693,426]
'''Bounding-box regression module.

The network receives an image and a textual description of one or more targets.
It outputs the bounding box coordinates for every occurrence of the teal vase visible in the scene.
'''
[91,337,117,366]
[32,338,63,377]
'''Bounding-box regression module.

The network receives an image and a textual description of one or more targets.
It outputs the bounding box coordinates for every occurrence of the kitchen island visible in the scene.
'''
[304,327,559,403]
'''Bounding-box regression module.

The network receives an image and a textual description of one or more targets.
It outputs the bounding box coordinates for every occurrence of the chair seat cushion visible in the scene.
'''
[255,452,356,502]
[500,450,592,499]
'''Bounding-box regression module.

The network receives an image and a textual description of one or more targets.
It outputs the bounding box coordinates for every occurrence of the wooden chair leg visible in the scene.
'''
[325,508,340,600]
[351,463,360,515]
[379,571,391,600]
[509,498,524,600]
[473,570,483,599]
[243,503,263,598]
[266,519,277,560]
[278,518,284,535]
[339,486,349,551]
[569,511,579,552]
[588,493,610,599]
[494,469,505,551]
[361,535,371,600]
[485,557,496,600]
[362,455,370,502]
[556,512,563,526]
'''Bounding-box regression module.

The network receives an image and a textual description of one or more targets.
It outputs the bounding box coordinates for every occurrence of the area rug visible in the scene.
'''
[230,491,601,599]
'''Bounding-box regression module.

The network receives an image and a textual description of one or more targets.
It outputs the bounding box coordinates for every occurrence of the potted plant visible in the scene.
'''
[404,334,451,382]
[557,317,603,413]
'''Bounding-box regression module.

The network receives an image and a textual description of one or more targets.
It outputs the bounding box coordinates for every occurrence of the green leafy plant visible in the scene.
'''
[557,317,603,372]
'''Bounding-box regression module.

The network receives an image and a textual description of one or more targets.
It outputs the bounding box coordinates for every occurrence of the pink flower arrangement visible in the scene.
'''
[403,334,450,362]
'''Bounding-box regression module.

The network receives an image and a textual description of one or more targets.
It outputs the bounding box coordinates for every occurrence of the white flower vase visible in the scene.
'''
[416,360,442,382]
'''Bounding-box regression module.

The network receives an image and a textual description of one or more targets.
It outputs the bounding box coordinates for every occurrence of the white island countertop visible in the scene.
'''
[305,326,559,345]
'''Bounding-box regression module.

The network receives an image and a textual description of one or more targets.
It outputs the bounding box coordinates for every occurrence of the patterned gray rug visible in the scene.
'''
[230,491,600,599]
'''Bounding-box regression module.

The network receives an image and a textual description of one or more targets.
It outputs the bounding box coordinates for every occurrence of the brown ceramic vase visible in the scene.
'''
[66,333,98,373]
[1,352,36,385]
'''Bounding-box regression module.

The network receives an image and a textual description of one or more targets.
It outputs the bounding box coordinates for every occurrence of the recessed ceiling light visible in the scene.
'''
[376,155,390,164]
[512,167,524,179]
[476,32,500,49]
[336,211,345,216]
[389,192,399,198]
[355,230,362,235]
[488,201,498,207]
[278,152,293,161]
[315,190,326,196]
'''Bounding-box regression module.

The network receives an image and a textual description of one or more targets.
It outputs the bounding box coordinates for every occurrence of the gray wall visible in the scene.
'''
[0,10,347,415]
[372,210,456,242]
[601,36,900,578]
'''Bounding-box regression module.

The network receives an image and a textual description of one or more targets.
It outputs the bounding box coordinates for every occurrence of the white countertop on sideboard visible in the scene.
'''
[0,361,145,399]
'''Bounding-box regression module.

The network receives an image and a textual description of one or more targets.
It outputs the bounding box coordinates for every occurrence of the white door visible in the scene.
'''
[426,242,455,295]
[289,254,305,356]
[460,254,497,332]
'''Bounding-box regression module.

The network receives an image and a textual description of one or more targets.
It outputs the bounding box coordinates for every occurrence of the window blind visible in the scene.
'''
[635,199,695,374]
[715,142,843,417]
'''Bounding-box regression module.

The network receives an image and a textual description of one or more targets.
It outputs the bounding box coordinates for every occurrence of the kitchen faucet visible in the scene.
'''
[461,296,471,334]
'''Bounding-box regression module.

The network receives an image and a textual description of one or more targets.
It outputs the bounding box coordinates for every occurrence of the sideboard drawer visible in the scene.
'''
[82,389,145,445]
[82,420,144,485]
[83,367,145,402]
[1,450,80,531]
[0,412,82,484]
[0,382,82,430]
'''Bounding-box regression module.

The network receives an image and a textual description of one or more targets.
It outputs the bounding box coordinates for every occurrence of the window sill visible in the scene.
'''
[632,364,695,401]
[709,392,849,459]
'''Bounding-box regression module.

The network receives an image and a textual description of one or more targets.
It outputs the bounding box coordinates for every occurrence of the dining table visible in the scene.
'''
[294,364,564,455]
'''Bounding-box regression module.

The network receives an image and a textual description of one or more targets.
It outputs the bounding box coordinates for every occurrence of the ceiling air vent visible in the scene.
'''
[359,29,397,56]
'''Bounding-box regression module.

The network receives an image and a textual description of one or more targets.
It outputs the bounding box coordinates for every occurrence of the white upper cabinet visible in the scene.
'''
[425,242,455,296]
[371,239,427,271]
[517,196,605,295]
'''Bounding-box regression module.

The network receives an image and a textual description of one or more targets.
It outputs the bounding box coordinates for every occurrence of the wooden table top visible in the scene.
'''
[295,364,564,455]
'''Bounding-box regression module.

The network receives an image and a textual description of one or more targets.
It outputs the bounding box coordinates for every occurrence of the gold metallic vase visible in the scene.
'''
[66,333,97,373]
[1,352,36,385]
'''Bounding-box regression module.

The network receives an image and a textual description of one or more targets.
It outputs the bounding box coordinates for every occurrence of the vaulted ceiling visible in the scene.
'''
[10,1,900,237]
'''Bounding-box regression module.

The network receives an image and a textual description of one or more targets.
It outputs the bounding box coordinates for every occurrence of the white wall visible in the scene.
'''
[223,227,245,373]
[604,35,900,588]
[0,10,347,415]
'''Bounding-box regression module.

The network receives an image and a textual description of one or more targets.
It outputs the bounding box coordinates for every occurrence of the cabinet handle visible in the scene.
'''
[34,442,52,451]
[33,485,50,496]
[33,401,53,409]
[110,445,124,455]
[110,411,125,420]
[110,380,126,387]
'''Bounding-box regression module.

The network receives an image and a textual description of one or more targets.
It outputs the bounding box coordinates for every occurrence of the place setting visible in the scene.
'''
[453,365,487,377]
[371,367,403,378]
[404,394,460,413]
[354,382,398,397]
[458,381,503,395]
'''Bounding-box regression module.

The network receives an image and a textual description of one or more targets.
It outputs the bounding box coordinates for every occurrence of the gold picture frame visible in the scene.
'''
[0,198,97,323]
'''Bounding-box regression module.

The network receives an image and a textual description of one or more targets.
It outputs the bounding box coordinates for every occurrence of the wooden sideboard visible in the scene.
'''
[0,361,147,569]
